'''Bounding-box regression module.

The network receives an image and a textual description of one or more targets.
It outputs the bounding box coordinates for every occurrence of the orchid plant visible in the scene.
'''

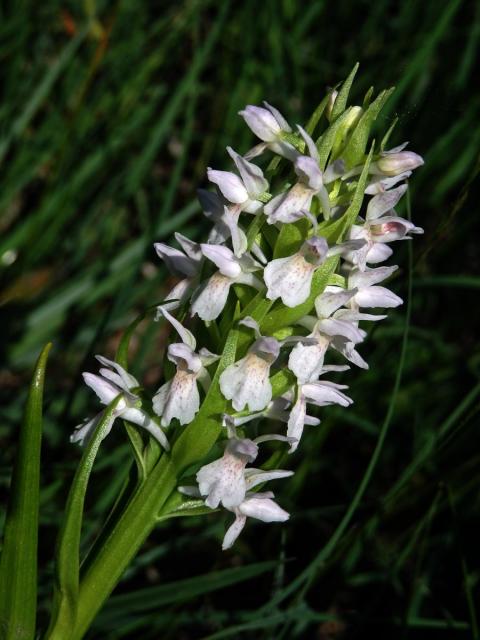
[0,66,424,639]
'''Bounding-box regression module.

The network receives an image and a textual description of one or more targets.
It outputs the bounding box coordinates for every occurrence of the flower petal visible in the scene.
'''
[366,184,408,220]
[191,273,232,321]
[264,254,314,307]
[207,169,248,204]
[222,514,247,550]
[220,354,272,411]
[288,341,328,384]
[227,147,268,197]
[238,495,290,522]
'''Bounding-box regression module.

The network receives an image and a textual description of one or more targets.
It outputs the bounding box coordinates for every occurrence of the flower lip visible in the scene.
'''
[301,236,329,265]
[251,336,281,363]
[227,437,259,463]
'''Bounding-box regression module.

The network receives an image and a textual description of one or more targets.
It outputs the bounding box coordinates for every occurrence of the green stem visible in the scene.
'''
[47,455,176,640]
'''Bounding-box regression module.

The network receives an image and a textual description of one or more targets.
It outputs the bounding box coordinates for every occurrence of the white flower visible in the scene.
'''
[264,126,331,224]
[289,288,365,383]
[347,265,403,309]
[196,437,259,509]
[364,171,412,195]
[207,147,268,214]
[181,432,293,549]
[198,189,248,257]
[220,327,280,411]
[191,245,262,321]
[222,492,290,549]
[287,377,353,451]
[264,236,329,307]
[71,356,169,450]
[154,233,202,310]
[239,102,298,160]
[153,309,219,426]
[344,185,423,269]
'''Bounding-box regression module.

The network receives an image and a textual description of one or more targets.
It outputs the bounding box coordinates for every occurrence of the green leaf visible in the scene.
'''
[46,395,123,639]
[322,144,374,243]
[316,108,359,170]
[97,561,277,625]
[0,343,51,640]
[342,87,395,168]
[330,62,359,122]
[273,219,309,259]
[305,93,330,136]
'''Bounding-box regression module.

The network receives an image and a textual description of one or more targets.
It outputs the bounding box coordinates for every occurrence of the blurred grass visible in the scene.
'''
[0,0,479,638]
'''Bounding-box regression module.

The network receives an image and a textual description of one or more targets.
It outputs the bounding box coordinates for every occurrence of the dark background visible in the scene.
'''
[1,1,479,638]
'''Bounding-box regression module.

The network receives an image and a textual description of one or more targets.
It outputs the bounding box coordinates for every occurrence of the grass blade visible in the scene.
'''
[0,343,52,640]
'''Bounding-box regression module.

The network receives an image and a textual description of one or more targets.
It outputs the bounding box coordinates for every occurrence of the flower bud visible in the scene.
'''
[325,89,338,122]
[376,151,424,176]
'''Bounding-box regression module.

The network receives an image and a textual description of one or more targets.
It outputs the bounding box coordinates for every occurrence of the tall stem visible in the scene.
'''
[47,455,176,640]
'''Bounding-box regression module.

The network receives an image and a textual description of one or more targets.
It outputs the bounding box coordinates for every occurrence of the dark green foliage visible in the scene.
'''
[0,1,479,638]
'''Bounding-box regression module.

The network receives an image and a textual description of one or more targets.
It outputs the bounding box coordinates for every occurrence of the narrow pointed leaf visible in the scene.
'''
[330,62,359,121]
[0,342,51,640]
[342,88,395,168]
[46,395,123,639]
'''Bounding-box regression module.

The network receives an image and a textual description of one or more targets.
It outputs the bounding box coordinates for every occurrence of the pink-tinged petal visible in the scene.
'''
[174,232,202,261]
[200,244,241,278]
[296,124,319,162]
[197,452,248,509]
[238,495,290,522]
[366,184,408,220]
[220,353,272,412]
[153,370,200,427]
[239,105,283,142]
[288,341,328,384]
[263,102,292,132]
[355,285,403,308]
[315,289,356,318]
[264,254,315,307]
[245,469,294,489]
[287,394,307,452]
[303,381,353,407]
[349,265,398,289]
[207,169,248,204]
[317,317,365,343]
[222,514,247,549]
[83,373,119,405]
[191,273,232,321]
[365,243,393,264]
[167,343,202,373]
[160,307,197,349]
[227,147,268,197]
[154,242,197,278]
[294,155,323,190]
[264,184,314,224]
[370,216,423,242]
[375,151,424,176]
[301,236,329,265]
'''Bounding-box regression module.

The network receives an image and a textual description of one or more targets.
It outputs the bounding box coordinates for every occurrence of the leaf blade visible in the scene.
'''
[0,342,52,640]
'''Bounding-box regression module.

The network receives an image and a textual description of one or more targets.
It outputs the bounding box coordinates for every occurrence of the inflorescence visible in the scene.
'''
[72,89,424,549]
